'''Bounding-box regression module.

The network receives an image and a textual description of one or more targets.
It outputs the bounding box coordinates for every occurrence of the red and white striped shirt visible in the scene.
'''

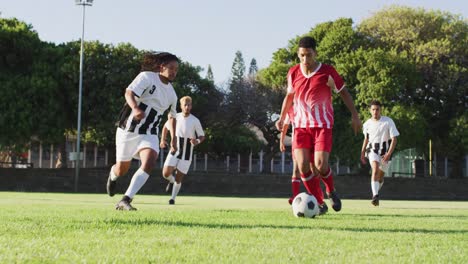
[287,63,345,129]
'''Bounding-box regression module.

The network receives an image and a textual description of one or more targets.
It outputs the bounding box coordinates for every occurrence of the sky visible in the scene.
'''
[1,0,467,85]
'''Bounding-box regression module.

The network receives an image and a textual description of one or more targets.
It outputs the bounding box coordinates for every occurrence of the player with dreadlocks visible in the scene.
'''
[106,52,180,210]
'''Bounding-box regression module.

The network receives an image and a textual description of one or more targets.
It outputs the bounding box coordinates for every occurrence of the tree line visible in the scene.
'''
[0,6,466,177]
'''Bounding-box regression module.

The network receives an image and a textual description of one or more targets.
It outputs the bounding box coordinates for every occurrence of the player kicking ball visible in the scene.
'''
[276,36,362,214]
[361,100,399,206]
[106,52,179,211]
[161,96,205,205]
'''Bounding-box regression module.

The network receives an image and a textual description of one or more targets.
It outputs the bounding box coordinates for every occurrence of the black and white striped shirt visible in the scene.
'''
[118,71,177,135]
[363,116,400,156]
[165,113,204,161]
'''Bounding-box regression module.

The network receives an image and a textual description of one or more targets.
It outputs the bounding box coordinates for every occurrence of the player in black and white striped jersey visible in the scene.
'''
[106,52,179,211]
[160,96,205,205]
[360,100,399,206]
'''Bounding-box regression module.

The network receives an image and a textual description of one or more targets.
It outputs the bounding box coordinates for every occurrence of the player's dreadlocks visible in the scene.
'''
[141,51,180,72]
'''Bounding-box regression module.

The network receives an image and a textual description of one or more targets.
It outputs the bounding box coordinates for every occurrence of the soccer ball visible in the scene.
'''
[292,192,319,218]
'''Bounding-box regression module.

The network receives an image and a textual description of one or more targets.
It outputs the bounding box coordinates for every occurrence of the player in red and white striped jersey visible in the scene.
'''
[276,36,361,214]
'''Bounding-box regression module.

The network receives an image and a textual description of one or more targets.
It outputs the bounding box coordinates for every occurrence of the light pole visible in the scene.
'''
[75,0,93,192]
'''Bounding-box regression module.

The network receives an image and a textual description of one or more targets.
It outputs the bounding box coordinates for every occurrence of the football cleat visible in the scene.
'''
[319,202,328,215]
[116,196,137,211]
[106,174,117,197]
[288,197,294,205]
[168,199,175,205]
[328,190,342,212]
[371,195,379,206]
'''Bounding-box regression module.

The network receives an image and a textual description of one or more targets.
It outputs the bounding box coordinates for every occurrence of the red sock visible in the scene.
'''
[291,177,301,198]
[301,171,323,205]
[315,179,325,202]
[320,168,334,194]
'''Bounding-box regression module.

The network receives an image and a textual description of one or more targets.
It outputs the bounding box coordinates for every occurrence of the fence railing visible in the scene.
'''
[5,142,468,178]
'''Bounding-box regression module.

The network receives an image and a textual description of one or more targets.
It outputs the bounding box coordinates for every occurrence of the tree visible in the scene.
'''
[206,64,214,82]
[0,18,63,153]
[230,50,245,84]
[358,5,468,177]
[248,58,258,77]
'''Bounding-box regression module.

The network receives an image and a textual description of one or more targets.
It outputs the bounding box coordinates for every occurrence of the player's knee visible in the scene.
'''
[162,168,171,178]
[114,163,129,176]
[316,164,329,175]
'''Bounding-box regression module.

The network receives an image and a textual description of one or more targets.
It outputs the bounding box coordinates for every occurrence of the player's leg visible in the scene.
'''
[162,154,177,183]
[169,170,185,205]
[107,128,134,197]
[162,153,178,192]
[378,159,390,189]
[369,158,381,206]
[314,128,341,212]
[117,148,158,211]
[106,160,131,196]
[309,160,327,214]
[296,148,324,208]
[169,160,190,205]
[288,158,301,205]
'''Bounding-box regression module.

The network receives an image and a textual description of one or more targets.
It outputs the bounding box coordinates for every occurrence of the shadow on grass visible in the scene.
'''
[103,218,468,235]
[339,213,468,220]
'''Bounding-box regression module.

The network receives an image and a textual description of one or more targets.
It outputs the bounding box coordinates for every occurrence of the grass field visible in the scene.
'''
[0,192,466,263]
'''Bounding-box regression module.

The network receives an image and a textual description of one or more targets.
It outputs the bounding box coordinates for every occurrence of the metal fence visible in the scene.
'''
[5,142,468,178]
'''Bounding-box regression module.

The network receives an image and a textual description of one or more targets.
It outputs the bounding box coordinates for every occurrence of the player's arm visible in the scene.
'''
[168,98,178,154]
[382,137,397,162]
[360,135,369,164]
[339,87,362,135]
[190,120,205,146]
[160,120,170,149]
[190,136,205,146]
[169,117,177,154]
[276,93,294,131]
[280,123,290,152]
[124,89,145,120]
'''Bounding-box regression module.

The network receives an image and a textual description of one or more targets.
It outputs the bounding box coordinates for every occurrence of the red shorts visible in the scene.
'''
[293,127,332,153]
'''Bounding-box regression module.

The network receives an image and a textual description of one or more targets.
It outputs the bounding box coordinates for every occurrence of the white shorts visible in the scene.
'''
[368,152,391,174]
[115,128,160,161]
[163,153,191,174]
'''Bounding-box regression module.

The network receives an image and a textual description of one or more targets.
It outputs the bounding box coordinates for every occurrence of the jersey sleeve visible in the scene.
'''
[164,120,171,130]
[168,91,177,119]
[194,119,205,137]
[328,66,345,93]
[388,118,400,138]
[286,69,295,94]
[127,72,150,97]
[363,121,369,138]
[284,115,290,125]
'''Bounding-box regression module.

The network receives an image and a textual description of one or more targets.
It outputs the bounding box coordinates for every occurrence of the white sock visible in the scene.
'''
[171,182,182,200]
[164,175,175,183]
[124,168,149,199]
[110,165,119,181]
[371,181,380,196]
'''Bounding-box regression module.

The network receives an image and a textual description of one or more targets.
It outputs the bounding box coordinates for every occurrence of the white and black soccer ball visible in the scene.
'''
[292,192,319,218]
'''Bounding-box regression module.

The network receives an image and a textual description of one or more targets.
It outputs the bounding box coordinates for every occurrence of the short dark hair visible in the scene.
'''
[299,36,317,50]
[141,52,179,72]
[369,100,382,107]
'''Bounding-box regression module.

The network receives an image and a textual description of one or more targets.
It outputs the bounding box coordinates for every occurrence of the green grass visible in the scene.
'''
[0,192,467,263]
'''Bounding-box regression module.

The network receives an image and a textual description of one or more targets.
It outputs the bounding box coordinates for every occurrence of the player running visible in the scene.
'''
[276,36,361,214]
[361,100,399,206]
[106,52,179,211]
[161,96,205,205]
[279,106,326,210]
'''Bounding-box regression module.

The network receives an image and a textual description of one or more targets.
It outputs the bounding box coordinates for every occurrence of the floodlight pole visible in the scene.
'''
[75,0,93,192]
